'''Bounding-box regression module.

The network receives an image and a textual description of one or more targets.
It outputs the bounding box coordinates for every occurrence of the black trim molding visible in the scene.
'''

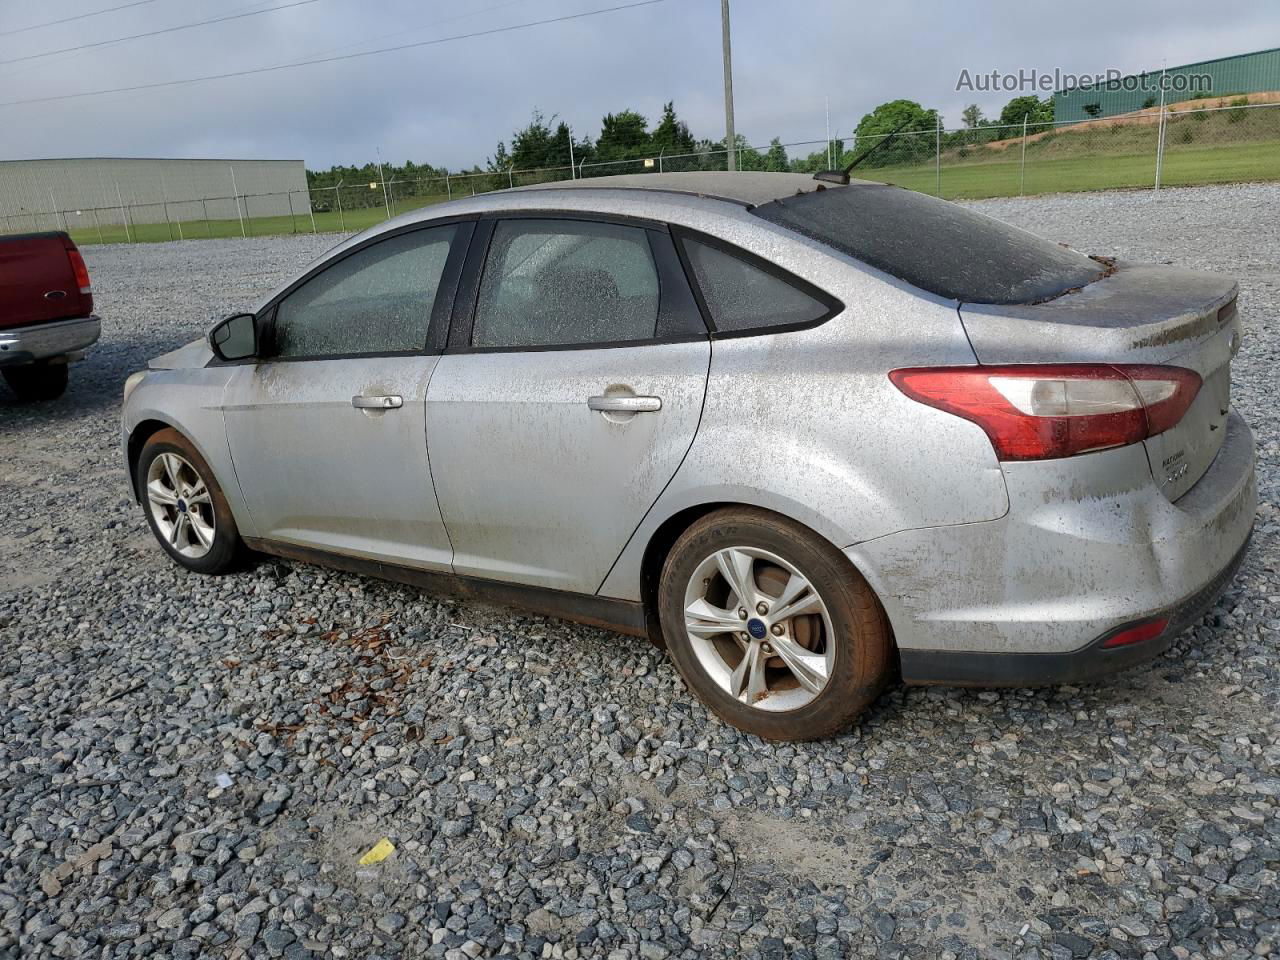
[243,538,649,638]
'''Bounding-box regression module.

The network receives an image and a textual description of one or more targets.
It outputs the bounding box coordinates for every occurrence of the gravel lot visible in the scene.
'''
[1,183,1277,960]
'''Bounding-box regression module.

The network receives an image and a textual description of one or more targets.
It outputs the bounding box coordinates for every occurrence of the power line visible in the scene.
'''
[0,0,321,67]
[0,0,668,109]
[289,0,535,66]
[0,1,160,38]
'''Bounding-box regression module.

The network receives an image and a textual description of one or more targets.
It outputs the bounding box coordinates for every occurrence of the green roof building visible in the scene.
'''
[1054,47,1280,123]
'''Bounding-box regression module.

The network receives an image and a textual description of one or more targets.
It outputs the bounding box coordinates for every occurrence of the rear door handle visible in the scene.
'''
[352,395,403,409]
[587,395,661,413]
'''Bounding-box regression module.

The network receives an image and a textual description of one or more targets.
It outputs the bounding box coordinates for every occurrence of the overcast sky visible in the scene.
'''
[2,0,1276,170]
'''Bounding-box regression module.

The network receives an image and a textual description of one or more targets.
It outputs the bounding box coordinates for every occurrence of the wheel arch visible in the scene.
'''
[125,417,242,527]
[126,418,174,500]
[632,499,896,655]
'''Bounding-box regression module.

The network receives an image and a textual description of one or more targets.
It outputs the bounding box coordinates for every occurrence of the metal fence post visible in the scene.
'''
[229,167,246,237]
[48,189,66,232]
[377,160,391,220]
[308,193,317,234]
[1019,113,1029,197]
[1154,69,1168,193]
[508,165,514,189]
[935,121,942,197]
[201,198,212,238]
[335,180,345,232]
[115,181,132,243]
[287,191,297,233]
[445,172,452,200]
[1154,106,1167,192]
[90,207,104,245]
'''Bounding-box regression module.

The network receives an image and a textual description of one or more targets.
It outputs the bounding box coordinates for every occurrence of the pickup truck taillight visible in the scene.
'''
[67,248,91,295]
[889,364,1202,461]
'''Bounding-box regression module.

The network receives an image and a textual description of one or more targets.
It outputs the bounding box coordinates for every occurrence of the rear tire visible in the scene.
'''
[3,362,68,401]
[137,428,242,574]
[658,507,892,741]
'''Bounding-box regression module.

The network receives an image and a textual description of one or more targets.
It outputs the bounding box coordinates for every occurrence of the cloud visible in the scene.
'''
[2,0,1275,169]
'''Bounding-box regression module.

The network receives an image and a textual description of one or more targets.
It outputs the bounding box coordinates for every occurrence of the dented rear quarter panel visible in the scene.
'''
[850,411,1256,656]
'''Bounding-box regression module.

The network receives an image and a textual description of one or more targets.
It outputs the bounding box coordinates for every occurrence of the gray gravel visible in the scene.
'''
[2,183,1278,960]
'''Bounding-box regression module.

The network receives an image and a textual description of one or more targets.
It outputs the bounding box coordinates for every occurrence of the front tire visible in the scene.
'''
[137,428,241,574]
[3,362,68,401]
[658,507,892,741]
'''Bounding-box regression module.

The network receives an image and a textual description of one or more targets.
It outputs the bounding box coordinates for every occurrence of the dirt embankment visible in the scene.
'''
[978,90,1280,152]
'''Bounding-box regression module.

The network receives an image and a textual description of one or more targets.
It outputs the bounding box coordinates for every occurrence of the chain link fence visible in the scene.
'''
[4,100,1278,245]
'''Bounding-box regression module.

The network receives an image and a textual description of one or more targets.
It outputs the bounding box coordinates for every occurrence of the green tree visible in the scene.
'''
[595,109,651,165]
[509,110,563,169]
[650,101,695,155]
[855,99,939,139]
[961,104,985,129]
[853,100,939,167]
[763,137,789,172]
[997,95,1054,129]
[488,141,511,172]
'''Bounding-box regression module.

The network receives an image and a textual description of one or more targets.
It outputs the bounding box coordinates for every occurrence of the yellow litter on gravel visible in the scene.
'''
[357,838,395,865]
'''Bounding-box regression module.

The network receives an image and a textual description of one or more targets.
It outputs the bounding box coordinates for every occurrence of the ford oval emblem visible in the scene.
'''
[746,618,767,640]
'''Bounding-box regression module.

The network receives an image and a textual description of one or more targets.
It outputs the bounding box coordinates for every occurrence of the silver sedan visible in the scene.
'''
[121,172,1256,741]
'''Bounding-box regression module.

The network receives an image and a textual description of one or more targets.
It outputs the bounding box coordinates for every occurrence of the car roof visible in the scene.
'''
[303,172,873,284]
[510,171,849,208]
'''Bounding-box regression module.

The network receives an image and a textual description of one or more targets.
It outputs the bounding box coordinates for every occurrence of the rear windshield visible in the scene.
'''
[751,182,1104,305]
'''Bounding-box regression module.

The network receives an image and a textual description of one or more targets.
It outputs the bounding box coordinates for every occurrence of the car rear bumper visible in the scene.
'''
[0,315,101,366]
[894,529,1251,685]
[848,408,1257,686]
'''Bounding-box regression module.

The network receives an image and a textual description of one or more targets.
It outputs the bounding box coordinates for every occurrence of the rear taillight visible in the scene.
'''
[888,364,1201,461]
[66,247,91,295]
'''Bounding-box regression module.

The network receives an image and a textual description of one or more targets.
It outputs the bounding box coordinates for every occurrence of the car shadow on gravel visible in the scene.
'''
[0,330,196,421]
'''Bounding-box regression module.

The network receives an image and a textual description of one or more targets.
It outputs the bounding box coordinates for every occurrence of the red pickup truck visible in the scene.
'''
[0,232,101,401]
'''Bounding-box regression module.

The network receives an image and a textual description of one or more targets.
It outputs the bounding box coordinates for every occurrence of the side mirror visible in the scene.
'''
[209,313,257,361]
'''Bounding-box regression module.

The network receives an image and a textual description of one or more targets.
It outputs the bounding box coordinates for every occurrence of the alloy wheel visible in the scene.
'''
[682,546,835,712]
[145,452,216,559]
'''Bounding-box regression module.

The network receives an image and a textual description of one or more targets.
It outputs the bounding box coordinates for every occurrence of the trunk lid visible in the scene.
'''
[0,232,93,330]
[958,262,1240,501]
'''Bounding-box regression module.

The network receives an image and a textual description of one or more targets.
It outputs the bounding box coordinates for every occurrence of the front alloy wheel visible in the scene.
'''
[137,427,241,574]
[145,452,216,558]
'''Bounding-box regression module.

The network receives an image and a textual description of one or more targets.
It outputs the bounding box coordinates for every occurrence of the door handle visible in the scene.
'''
[351,395,403,410]
[587,395,661,413]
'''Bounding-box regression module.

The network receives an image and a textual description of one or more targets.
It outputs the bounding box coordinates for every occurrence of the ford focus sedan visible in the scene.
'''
[121,172,1255,741]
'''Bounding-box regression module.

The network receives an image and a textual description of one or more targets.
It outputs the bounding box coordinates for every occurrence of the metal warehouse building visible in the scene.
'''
[0,156,310,234]
[1055,47,1280,123]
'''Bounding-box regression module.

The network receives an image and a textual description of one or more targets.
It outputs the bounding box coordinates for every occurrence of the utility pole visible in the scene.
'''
[720,0,736,171]
[568,126,576,180]
[825,97,832,169]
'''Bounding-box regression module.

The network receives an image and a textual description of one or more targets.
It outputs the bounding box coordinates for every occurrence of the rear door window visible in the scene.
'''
[751,182,1105,305]
[472,219,661,349]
